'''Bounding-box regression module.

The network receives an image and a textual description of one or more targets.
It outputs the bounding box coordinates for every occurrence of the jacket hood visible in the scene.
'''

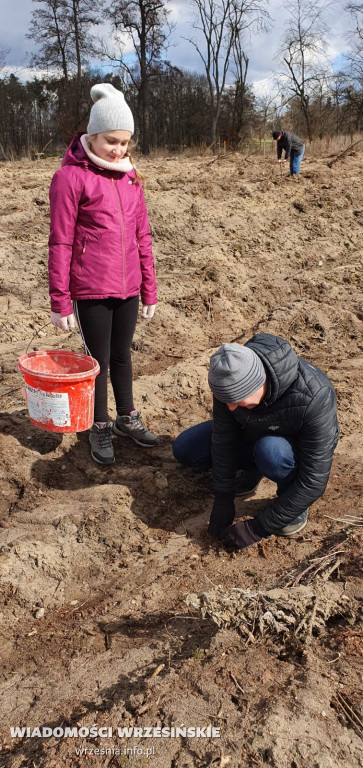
[245,333,299,405]
[62,132,89,168]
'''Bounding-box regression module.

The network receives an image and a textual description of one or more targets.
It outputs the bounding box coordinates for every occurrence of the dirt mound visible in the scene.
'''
[0,148,362,767]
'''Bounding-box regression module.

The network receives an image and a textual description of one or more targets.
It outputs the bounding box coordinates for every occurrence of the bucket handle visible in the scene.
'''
[25,322,98,371]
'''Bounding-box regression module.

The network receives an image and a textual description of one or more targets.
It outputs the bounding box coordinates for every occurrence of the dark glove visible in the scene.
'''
[222,519,262,551]
[208,494,235,539]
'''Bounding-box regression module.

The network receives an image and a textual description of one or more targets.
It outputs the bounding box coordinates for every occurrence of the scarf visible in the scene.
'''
[80,133,134,173]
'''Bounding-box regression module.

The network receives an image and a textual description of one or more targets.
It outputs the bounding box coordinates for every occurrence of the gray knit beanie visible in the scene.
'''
[87,83,134,135]
[208,343,266,403]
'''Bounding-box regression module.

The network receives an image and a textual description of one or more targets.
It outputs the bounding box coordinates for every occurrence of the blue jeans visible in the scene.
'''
[290,145,305,175]
[172,420,297,492]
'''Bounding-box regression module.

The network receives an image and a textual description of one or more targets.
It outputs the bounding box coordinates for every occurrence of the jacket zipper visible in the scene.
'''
[111,177,126,295]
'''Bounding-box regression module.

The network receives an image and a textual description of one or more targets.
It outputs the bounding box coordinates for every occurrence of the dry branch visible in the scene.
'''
[331,691,363,735]
[285,543,346,587]
[323,514,363,526]
[327,139,363,168]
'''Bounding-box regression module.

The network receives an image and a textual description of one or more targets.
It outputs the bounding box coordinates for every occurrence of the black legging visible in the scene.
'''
[74,296,139,422]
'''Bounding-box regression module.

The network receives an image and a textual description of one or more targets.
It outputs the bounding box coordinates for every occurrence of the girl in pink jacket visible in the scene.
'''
[48,83,159,465]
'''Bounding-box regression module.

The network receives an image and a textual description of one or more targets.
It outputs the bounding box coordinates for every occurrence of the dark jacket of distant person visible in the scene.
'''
[276,130,304,160]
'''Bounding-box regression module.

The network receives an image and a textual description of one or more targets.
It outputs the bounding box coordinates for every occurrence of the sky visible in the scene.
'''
[0,0,353,97]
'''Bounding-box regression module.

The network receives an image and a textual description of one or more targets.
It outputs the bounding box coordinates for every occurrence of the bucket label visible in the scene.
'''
[26,384,71,427]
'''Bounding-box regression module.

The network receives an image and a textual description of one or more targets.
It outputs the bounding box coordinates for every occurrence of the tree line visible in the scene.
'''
[0,0,361,158]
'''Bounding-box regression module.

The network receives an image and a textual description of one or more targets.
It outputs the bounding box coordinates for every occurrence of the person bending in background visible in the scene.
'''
[272,130,305,176]
[173,333,339,551]
[48,83,159,465]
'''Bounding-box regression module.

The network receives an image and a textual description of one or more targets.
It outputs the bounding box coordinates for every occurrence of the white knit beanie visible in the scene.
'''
[87,83,134,135]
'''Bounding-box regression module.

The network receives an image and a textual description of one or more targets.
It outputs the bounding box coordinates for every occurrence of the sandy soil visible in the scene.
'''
[0,146,362,768]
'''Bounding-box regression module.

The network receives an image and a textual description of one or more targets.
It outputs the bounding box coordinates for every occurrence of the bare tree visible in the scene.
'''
[254,93,281,141]
[27,0,100,127]
[328,4,362,133]
[28,0,101,78]
[275,0,333,141]
[228,34,251,144]
[345,2,363,41]
[343,3,363,87]
[105,1,172,154]
[186,0,269,147]
[27,0,72,80]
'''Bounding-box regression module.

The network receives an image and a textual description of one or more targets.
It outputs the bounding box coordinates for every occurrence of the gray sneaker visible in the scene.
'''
[278,510,308,537]
[113,410,160,447]
[89,422,115,465]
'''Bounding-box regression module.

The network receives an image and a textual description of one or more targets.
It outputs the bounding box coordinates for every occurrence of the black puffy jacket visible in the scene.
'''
[211,334,339,533]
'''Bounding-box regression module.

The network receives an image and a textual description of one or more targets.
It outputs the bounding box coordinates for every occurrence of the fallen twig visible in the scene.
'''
[327,138,363,168]
[150,663,165,679]
[323,514,363,526]
[229,671,245,694]
[327,652,341,664]
[287,547,345,587]
[0,385,23,399]
[321,560,342,582]
[332,691,363,734]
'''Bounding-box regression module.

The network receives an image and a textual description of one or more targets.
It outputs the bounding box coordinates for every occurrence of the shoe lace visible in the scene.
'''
[96,423,113,447]
[129,411,146,432]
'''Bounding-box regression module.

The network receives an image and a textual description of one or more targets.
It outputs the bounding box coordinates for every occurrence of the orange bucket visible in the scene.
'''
[18,350,100,433]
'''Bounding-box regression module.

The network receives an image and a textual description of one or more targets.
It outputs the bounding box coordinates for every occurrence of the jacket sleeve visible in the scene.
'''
[48,169,82,316]
[136,188,158,306]
[257,386,338,533]
[211,397,241,495]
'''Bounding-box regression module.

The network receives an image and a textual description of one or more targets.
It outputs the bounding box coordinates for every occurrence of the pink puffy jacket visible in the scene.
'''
[48,133,157,316]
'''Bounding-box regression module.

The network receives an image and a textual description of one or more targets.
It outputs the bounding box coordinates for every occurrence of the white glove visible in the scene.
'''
[141,304,156,319]
[51,311,75,330]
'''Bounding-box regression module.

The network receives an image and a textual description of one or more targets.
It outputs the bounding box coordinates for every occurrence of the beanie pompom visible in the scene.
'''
[90,83,118,103]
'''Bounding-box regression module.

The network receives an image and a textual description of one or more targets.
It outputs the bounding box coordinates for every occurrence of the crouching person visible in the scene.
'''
[173,333,339,551]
